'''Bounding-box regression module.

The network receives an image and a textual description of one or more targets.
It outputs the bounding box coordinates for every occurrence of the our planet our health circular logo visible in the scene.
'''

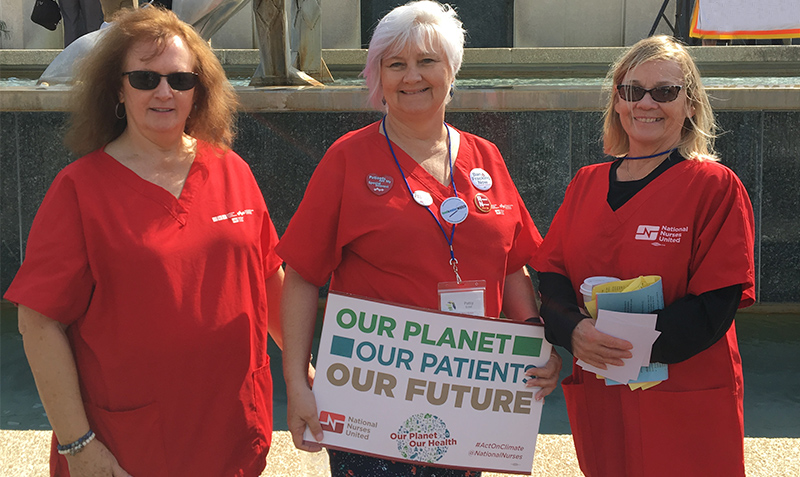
[393,413,454,463]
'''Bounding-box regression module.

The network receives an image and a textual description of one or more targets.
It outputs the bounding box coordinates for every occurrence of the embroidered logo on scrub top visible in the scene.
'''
[211,209,254,224]
[366,174,394,195]
[634,224,688,245]
[491,203,514,215]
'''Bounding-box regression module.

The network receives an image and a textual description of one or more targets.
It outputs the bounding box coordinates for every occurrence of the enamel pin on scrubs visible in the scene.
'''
[470,168,492,191]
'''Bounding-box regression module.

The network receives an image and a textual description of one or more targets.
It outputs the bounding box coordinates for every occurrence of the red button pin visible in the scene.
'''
[366,174,394,195]
[474,193,492,213]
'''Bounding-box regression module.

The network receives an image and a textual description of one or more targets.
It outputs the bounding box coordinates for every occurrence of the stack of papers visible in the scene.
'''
[577,276,668,389]
[585,275,663,319]
[576,309,661,383]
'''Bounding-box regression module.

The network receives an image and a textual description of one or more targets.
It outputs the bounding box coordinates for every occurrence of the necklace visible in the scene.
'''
[624,154,667,181]
[622,148,675,181]
[625,148,675,160]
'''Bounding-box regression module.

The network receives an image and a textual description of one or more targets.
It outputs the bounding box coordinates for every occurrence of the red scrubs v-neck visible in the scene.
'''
[531,158,755,477]
[277,121,542,317]
[5,143,282,477]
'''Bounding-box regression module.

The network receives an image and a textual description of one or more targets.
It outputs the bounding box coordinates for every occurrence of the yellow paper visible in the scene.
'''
[629,381,662,391]
[585,275,661,319]
[585,299,598,319]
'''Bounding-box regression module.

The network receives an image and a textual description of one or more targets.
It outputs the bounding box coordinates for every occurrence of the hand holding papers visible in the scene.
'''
[576,310,660,383]
[576,276,668,388]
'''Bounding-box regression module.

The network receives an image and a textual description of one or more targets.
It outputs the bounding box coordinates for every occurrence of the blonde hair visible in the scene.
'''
[362,1,465,110]
[602,35,717,161]
[64,6,237,156]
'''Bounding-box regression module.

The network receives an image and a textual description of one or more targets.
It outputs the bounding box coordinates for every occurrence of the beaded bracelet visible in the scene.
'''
[57,429,96,456]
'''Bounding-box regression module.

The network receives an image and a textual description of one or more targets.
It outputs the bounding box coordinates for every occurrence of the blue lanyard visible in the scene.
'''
[625,148,676,160]
[381,116,463,283]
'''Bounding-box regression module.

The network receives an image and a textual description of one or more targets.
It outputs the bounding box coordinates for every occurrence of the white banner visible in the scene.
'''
[691,0,800,38]
[305,293,553,474]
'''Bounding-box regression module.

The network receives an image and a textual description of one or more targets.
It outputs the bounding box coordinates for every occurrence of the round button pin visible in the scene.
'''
[474,193,492,213]
[470,168,493,191]
[440,197,469,224]
[413,190,433,207]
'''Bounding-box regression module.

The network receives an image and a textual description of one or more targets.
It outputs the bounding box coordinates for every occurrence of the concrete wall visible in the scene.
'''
[514,0,678,47]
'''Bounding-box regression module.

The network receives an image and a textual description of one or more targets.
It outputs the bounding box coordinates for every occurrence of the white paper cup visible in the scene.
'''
[580,276,620,303]
[581,288,593,305]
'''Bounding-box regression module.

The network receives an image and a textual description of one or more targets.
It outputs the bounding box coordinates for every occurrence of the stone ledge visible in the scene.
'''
[2,84,799,112]
[3,46,800,78]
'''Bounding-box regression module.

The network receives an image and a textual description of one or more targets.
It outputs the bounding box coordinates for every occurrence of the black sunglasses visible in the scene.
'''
[616,84,682,103]
[122,70,199,91]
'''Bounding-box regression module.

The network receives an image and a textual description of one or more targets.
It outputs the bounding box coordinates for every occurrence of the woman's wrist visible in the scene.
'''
[57,429,96,456]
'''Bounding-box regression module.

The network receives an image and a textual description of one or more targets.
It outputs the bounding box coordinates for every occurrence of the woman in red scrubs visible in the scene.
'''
[278,2,562,476]
[531,36,755,477]
[4,7,284,476]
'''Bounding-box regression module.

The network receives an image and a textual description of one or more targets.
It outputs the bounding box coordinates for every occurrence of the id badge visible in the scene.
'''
[438,280,486,316]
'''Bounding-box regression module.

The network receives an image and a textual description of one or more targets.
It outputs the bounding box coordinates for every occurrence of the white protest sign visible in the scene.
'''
[691,0,800,38]
[305,292,552,474]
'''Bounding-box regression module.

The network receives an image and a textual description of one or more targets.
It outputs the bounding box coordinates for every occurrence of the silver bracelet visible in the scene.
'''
[56,429,96,456]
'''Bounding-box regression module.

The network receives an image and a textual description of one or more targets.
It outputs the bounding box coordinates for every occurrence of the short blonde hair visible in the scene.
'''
[602,35,717,160]
[65,6,237,156]
[362,1,465,111]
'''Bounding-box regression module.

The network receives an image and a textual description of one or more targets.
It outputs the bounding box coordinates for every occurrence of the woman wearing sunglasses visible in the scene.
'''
[530,36,755,476]
[5,7,284,477]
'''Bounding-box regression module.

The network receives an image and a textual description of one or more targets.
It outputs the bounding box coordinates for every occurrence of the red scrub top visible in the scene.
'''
[531,158,755,477]
[5,143,282,477]
[277,121,542,317]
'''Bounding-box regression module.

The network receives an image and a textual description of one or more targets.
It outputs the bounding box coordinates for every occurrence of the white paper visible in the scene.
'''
[577,310,661,383]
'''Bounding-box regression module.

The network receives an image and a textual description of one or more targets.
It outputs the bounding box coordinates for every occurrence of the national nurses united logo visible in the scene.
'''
[635,224,688,246]
[392,413,455,463]
[319,411,346,433]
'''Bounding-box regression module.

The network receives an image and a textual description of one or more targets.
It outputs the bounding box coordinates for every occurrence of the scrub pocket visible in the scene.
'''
[251,363,274,450]
[85,400,170,477]
[638,387,745,477]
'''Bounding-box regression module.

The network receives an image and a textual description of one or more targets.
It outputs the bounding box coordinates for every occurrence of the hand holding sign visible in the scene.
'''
[287,383,324,452]
[307,293,552,474]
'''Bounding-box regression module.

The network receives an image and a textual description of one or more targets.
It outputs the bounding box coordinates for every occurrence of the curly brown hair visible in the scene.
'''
[64,6,237,156]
